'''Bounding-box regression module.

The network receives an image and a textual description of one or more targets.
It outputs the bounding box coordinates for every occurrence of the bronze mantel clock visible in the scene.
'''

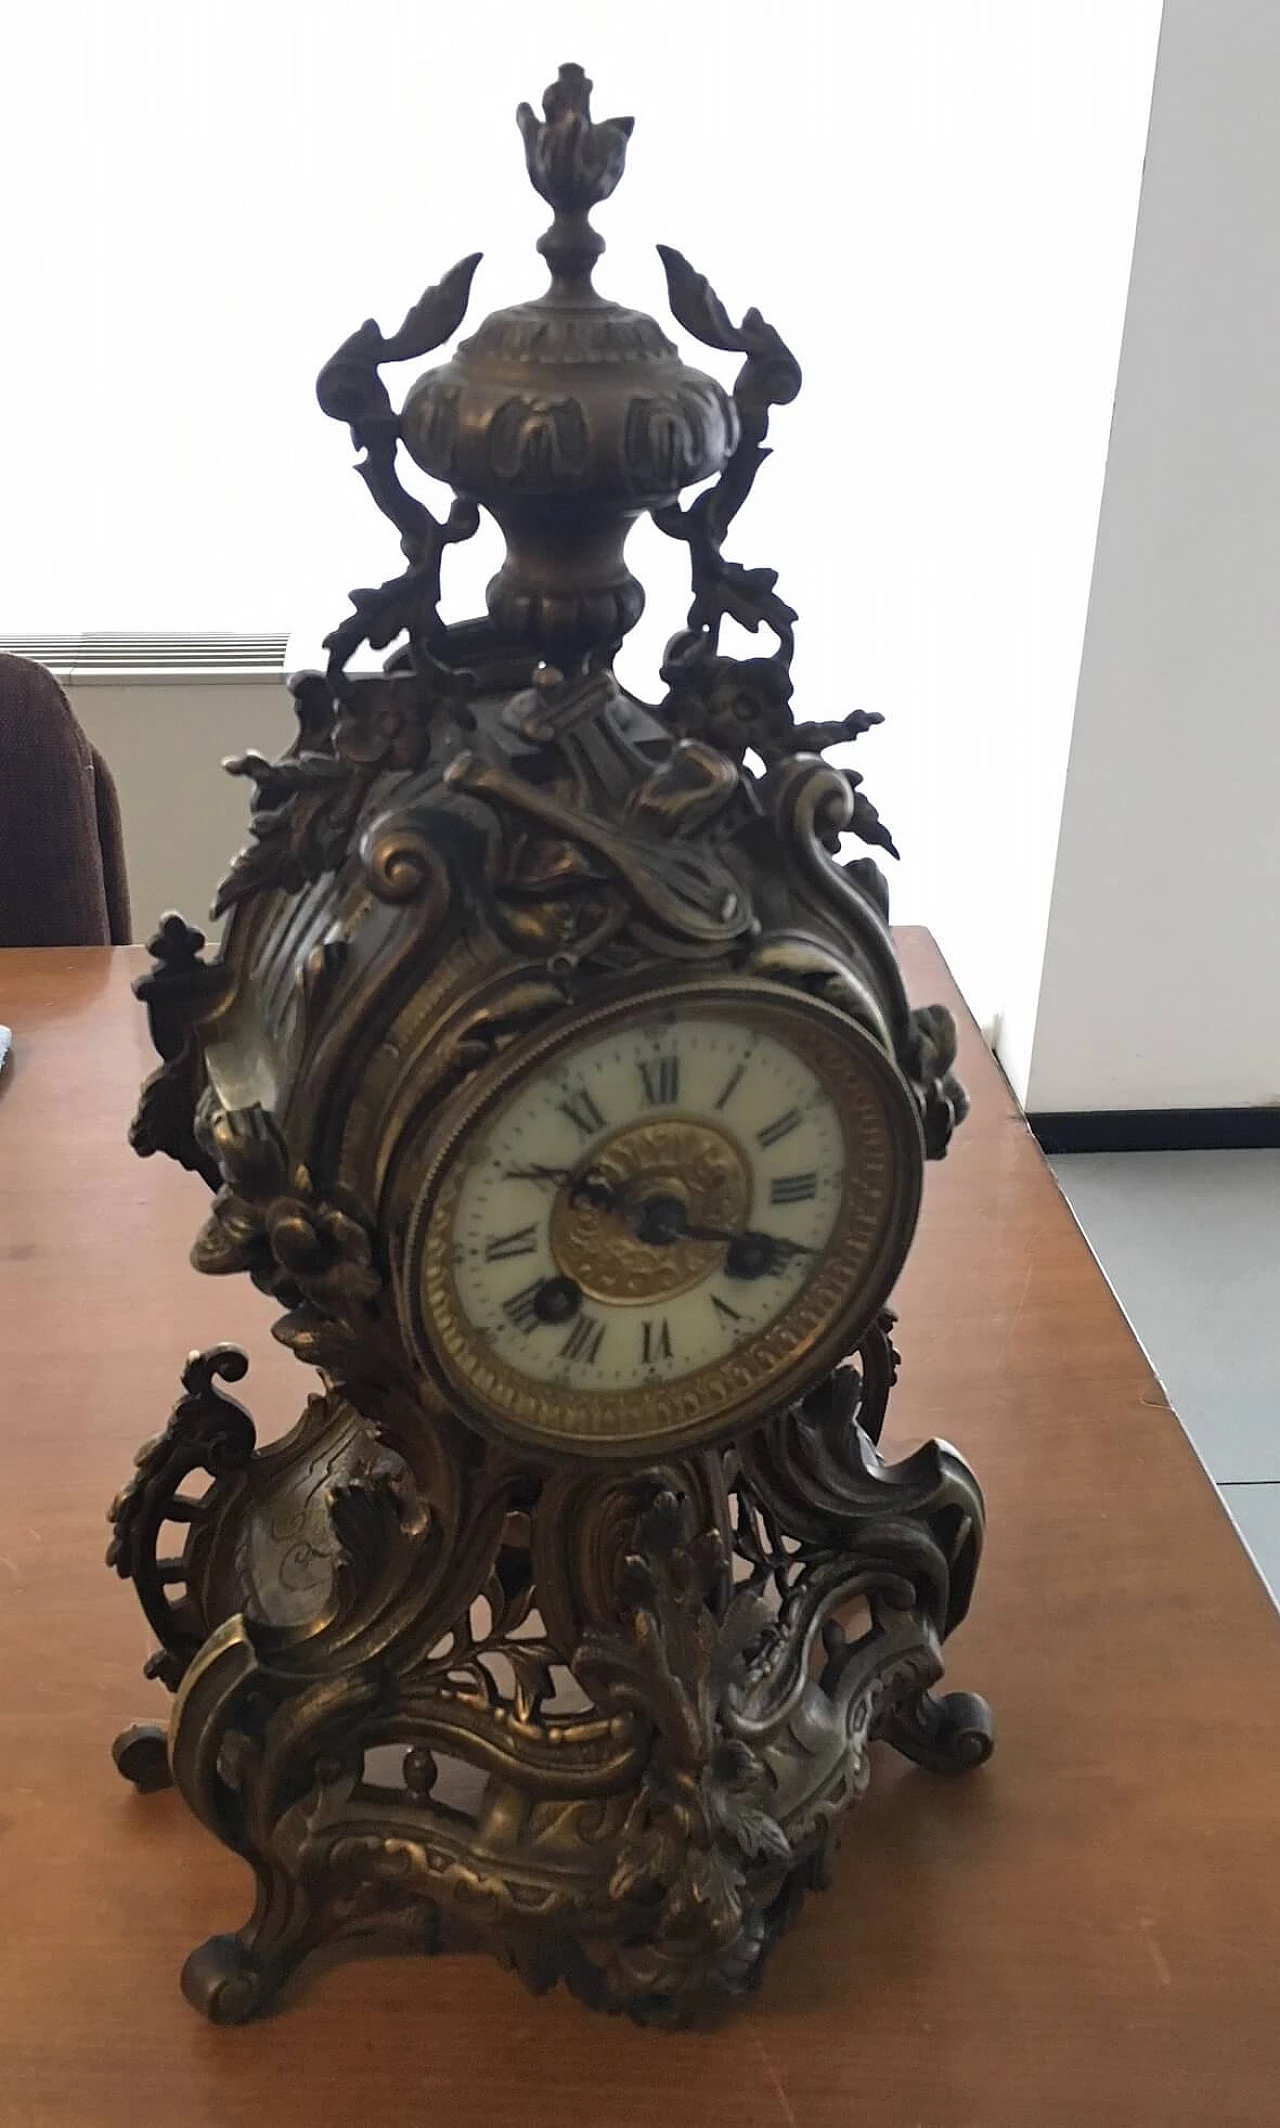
[108,62,994,2026]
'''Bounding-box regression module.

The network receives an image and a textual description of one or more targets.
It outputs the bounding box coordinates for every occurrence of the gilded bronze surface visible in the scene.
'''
[110,61,992,2028]
[550,1115,752,1306]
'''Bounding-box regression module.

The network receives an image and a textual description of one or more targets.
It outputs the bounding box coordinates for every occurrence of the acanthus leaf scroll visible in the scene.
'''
[315,252,484,679]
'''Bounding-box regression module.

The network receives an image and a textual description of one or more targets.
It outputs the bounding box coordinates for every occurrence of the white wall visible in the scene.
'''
[1020,0,1280,1112]
[1,1,1160,1031]
[69,681,296,942]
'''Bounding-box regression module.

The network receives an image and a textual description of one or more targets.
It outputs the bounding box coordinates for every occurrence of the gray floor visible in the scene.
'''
[1050,1150,1280,1603]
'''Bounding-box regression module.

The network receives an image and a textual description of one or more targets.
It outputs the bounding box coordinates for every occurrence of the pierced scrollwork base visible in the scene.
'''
[110,1324,992,2027]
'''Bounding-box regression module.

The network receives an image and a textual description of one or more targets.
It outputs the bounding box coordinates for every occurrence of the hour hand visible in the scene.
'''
[504,1162,618,1209]
[715,1227,815,1278]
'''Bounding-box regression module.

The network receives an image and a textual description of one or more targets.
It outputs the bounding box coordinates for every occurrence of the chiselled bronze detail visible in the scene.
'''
[550,1116,752,1305]
[110,60,993,2027]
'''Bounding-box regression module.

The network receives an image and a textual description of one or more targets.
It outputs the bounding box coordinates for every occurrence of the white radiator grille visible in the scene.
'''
[0,632,289,679]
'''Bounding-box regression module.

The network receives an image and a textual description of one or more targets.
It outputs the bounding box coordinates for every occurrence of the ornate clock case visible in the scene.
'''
[108,63,994,2026]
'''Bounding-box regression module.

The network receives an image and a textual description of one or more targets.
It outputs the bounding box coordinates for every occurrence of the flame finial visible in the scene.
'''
[516,63,634,292]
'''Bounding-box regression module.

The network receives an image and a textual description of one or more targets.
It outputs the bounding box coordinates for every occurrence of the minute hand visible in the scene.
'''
[686,1222,812,1254]
[504,1163,620,1208]
[609,1193,814,1264]
[675,1218,815,1277]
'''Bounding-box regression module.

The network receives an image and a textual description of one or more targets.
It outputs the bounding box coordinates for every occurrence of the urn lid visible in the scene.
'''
[313,60,801,670]
[400,64,738,513]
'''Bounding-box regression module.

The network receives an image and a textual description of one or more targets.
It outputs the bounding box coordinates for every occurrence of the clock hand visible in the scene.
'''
[679,1218,812,1254]
[722,1229,814,1279]
[498,1275,583,1331]
[502,1168,812,1275]
[682,1220,814,1278]
[504,1162,621,1209]
[617,1192,814,1273]
[505,1162,581,1185]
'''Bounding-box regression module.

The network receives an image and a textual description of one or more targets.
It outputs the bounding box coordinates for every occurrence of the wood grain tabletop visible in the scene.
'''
[1,929,1276,2128]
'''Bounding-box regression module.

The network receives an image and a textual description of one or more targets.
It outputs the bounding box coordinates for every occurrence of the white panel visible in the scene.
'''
[69,681,298,944]
[1026,0,1280,1111]
[0,1,1159,1033]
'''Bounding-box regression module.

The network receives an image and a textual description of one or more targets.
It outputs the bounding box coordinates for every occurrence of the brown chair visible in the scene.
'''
[0,653,131,946]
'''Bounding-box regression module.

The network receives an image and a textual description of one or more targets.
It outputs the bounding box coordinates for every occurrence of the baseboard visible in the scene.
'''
[1030,1108,1280,1155]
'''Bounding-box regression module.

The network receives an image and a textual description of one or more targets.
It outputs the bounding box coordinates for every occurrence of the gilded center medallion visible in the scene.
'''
[549,1116,752,1305]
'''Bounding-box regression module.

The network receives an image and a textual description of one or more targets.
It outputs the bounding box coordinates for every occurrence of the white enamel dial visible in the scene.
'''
[410,985,920,1457]
[448,1014,842,1390]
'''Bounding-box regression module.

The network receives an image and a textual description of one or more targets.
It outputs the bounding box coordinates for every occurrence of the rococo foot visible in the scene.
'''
[112,1721,173,1793]
[179,1902,445,2025]
[180,1934,276,2026]
[877,1687,996,1774]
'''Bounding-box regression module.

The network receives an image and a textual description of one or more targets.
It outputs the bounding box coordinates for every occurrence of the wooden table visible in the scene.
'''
[2,932,1277,2128]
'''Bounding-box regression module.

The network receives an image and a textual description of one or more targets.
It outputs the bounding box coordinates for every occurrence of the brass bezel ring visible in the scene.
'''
[399,976,924,1461]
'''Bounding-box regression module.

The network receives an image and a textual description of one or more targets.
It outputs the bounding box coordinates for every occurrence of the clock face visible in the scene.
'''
[405,983,922,1457]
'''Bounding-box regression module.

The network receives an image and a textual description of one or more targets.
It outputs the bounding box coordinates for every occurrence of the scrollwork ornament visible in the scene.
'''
[129,913,229,1184]
[653,245,801,655]
[191,1103,382,1328]
[107,1347,256,1689]
[110,55,991,2034]
[315,252,484,677]
[215,665,473,918]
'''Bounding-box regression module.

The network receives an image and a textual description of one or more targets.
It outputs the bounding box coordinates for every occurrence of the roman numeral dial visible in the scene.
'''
[770,1172,818,1205]
[638,1054,679,1106]
[641,1318,674,1365]
[757,1108,802,1150]
[445,1012,846,1395]
[557,1086,606,1137]
[416,991,918,1458]
[560,1316,606,1365]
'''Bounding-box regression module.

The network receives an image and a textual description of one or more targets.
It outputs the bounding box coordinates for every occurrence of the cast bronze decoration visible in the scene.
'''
[550,1116,753,1305]
[109,60,993,2028]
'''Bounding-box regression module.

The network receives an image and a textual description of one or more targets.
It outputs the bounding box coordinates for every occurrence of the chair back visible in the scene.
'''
[0,652,132,946]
